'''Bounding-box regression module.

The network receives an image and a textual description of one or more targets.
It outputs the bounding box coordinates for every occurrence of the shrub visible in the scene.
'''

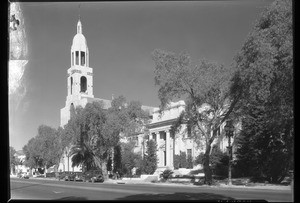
[161,169,174,180]
[174,154,180,169]
[173,151,188,169]
[187,155,193,169]
[46,172,56,178]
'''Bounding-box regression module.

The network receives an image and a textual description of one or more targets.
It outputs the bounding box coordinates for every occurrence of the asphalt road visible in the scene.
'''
[10,178,293,201]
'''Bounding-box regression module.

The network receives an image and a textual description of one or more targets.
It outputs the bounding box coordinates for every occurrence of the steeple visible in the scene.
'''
[71,17,88,67]
[61,9,94,128]
[77,20,82,34]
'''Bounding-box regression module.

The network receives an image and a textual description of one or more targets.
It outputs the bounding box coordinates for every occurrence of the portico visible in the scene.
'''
[150,129,174,169]
[147,101,187,171]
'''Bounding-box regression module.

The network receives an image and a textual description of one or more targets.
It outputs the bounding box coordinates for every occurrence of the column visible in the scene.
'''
[156,132,161,166]
[84,52,86,66]
[149,132,153,140]
[166,130,171,167]
[79,50,81,67]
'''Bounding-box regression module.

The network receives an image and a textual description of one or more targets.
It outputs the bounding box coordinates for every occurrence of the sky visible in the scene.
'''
[9,0,274,151]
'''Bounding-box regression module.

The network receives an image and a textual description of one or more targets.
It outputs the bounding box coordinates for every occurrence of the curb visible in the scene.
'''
[105,180,291,190]
[11,177,292,191]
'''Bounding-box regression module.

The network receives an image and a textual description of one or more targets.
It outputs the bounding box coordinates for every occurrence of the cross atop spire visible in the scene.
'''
[78,3,81,21]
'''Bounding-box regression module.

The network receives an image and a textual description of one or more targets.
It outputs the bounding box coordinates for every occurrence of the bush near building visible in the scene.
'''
[161,169,174,181]
[194,145,228,178]
[139,139,158,175]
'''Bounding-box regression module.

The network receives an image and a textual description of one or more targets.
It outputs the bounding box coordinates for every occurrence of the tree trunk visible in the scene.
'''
[203,144,212,185]
[101,161,108,180]
[44,165,47,177]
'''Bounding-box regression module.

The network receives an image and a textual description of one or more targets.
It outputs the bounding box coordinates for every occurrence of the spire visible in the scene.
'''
[77,20,82,34]
[78,3,81,21]
[77,4,82,34]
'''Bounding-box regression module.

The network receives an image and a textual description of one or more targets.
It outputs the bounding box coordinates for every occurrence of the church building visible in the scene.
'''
[58,18,239,174]
[58,19,155,172]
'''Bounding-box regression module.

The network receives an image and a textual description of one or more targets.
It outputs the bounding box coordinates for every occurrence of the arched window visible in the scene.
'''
[70,77,73,95]
[80,76,87,93]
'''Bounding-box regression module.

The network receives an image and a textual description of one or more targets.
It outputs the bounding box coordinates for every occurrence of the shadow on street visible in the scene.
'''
[116,192,235,200]
[11,182,46,191]
[55,196,88,200]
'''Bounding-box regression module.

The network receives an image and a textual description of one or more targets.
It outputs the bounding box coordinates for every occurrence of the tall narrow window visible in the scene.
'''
[81,51,85,66]
[80,76,87,93]
[72,52,74,66]
[75,51,79,65]
[70,77,73,95]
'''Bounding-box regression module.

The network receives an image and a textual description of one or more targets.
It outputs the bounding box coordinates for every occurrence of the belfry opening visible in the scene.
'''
[81,51,85,66]
[80,76,87,93]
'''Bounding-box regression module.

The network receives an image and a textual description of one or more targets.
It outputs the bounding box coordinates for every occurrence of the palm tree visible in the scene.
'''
[70,143,100,172]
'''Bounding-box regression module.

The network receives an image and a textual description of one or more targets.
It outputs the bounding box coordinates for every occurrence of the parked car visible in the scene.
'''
[18,172,29,179]
[64,172,77,181]
[58,172,74,181]
[82,170,104,183]
[73,172,84,181]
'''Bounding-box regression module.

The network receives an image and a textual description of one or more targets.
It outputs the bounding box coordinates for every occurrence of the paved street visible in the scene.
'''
[10,178,293,201]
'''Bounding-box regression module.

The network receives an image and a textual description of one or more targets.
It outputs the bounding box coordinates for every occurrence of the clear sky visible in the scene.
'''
[9,1,273,150]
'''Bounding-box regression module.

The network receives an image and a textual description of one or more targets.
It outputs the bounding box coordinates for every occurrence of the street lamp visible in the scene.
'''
[224,120,234,186]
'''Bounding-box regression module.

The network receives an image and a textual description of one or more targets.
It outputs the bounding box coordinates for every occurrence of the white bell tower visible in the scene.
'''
[60,19,94,127]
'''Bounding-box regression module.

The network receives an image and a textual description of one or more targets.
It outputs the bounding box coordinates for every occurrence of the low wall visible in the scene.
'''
[141,174,159,182]
[168,176,204,183]
[121,177,143,181]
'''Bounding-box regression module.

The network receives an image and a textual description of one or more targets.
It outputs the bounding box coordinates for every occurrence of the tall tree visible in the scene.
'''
[141,139,158,174]
[233,0,293,183]
[36,125,62,171]
[23,137,43,170]
[62,106,84,171]
[152,49,237,184]
[69,96,151,179]
[10,146,17,174]
[69,102,108,174]
[23,125,63,174]
[113,145,122,174]
[120,140,143,177]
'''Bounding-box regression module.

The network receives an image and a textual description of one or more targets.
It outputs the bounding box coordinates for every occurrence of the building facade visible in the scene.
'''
[130,100,241,174]
[59,18,239,174]
[58,19,155,172]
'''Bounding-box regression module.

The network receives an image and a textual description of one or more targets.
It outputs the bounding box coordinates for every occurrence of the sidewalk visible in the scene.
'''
[105,178,292,191]
[12,175,292,191]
